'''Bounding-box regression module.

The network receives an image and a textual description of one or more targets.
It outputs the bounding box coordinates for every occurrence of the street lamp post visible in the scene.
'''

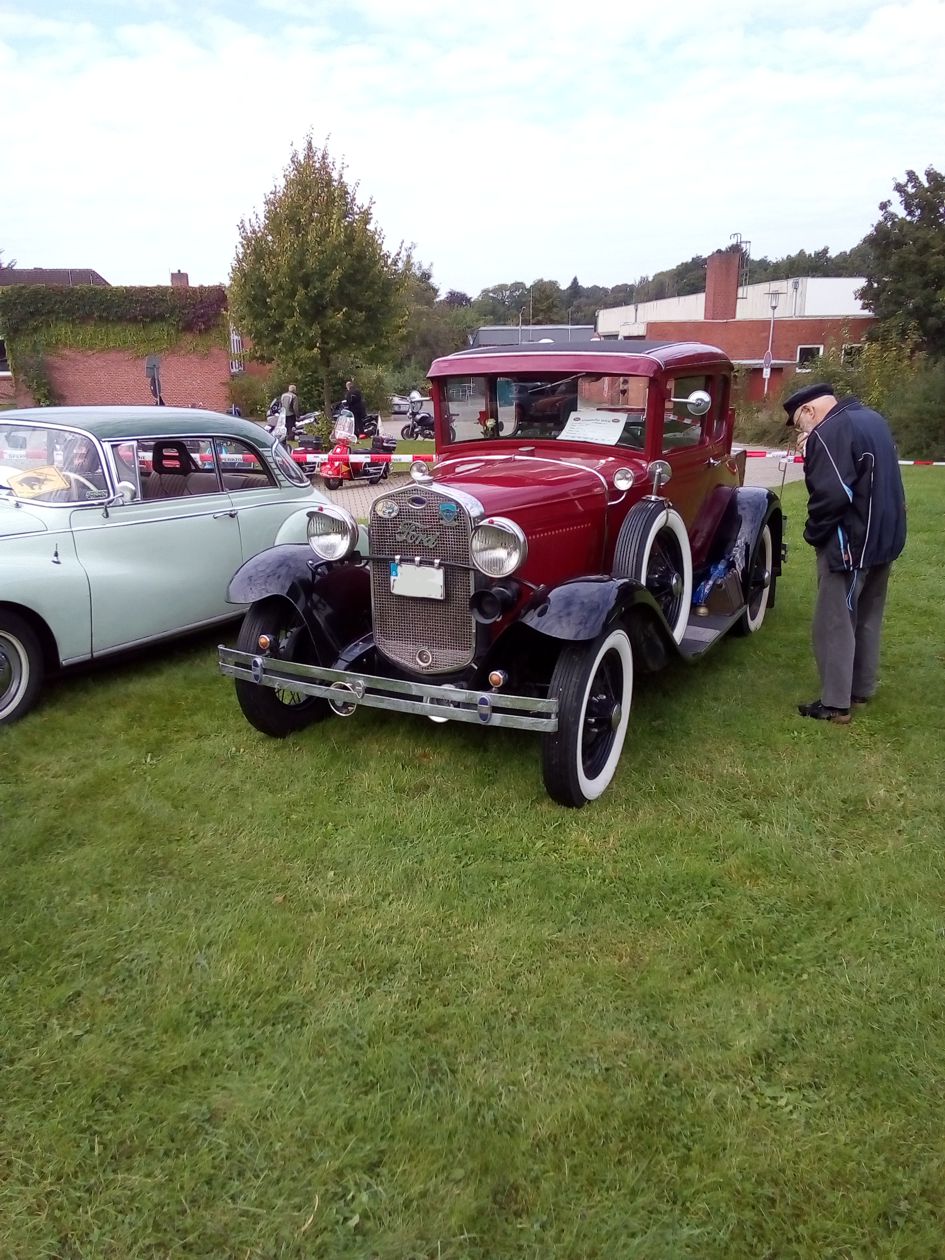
[764,290,781,398]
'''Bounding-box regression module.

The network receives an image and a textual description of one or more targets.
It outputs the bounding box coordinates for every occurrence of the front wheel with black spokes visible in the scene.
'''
[541,627,634,808]
[234,599,327,736]
[613,502,692,644]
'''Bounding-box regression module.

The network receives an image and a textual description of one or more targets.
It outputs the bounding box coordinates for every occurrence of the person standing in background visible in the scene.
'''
[344,379,367,434]
[280,384,299,442]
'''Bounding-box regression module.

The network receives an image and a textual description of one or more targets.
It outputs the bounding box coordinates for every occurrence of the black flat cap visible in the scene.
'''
[783,382,835,424]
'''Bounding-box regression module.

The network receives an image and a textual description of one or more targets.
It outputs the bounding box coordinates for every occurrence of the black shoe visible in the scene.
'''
[797,699,851,724]
[851,694,870,706]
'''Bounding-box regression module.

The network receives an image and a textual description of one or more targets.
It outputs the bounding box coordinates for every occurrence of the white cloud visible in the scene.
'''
[2,0,944,294]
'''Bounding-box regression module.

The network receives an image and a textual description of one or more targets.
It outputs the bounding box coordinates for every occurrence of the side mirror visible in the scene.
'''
[669,389,713,417]
[646,459,672,494]
[114,480,137,504]
[670,388,715,418]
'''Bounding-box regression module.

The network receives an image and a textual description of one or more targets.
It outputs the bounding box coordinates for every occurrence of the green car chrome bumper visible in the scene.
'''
[218,647,559,732]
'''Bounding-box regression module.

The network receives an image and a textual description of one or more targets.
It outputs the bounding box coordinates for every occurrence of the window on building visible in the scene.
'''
[842,343,864,364]
[0,338,10,375]
[229,326,245,375]
[796,345,824,370]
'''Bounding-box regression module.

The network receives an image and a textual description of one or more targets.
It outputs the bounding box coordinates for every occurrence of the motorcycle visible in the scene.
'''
[400,391,435,440]
[321,409,395,491]
[359,412,382,439]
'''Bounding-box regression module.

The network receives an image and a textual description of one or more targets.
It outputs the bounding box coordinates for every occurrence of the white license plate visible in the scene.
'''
[390,561,445,600]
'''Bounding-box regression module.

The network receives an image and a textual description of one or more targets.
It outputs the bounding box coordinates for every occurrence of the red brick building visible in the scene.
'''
[596,249,875,403]
[0,268,243,410]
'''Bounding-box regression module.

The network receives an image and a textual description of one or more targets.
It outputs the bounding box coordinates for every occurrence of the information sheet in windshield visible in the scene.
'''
[557,411,629,446]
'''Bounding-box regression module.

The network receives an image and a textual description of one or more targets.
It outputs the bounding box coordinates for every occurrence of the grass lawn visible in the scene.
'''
[2,472,944,1258]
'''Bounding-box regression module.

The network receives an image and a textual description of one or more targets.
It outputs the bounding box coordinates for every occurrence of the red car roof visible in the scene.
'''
[428,339,732,379]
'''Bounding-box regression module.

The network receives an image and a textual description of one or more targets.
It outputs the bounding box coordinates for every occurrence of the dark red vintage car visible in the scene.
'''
[219,341,784,806]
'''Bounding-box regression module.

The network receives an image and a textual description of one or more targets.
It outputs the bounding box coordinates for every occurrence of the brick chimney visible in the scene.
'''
[704,249,741,320]
[170,270,190,288]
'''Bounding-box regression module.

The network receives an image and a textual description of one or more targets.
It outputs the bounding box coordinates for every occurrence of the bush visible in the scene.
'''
[732,401,791,447]
[778,337,917,414]
[228,372,277,422]
[773,337,945,459]
[884,358,945,459]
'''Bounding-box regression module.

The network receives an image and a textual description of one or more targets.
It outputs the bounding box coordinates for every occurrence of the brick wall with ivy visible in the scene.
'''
[0,284,233,408]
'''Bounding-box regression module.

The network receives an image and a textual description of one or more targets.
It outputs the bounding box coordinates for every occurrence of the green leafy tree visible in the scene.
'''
[528,278,565,323]
[472,282,529,324]
[442,289,471,307]
[859,166,945,355]
[399,260,469,374]
[229,137,406,434]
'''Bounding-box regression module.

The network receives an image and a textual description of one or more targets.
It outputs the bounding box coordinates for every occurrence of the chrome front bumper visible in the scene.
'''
[218,647,559,732]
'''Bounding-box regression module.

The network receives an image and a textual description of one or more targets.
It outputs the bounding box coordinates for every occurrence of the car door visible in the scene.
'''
[215,437,310,559]
[70,437,244,654]
[657,374,731,535]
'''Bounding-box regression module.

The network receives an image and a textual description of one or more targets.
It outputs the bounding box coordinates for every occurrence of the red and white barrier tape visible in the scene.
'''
[735,448,945,467]
[291,451,435,468]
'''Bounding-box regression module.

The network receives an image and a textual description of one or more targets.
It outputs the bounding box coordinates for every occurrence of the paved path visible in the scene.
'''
[315,445,804,519]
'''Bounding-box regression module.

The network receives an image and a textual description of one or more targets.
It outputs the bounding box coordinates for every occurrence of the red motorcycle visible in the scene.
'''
[321,409,393,490]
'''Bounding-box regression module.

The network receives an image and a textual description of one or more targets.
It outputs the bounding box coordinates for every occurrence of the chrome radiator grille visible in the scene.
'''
[369,488,476,673]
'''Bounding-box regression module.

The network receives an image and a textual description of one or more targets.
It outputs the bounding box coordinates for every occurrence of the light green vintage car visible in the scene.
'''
[0,406,338,724]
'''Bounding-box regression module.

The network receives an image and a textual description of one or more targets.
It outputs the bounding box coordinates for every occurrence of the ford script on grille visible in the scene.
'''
[395,521,440,549]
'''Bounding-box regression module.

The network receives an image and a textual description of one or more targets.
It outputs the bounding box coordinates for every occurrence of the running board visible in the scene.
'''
[678,610,742,660]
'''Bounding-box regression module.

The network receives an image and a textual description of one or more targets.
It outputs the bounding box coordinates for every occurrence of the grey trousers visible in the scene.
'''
[812,549,892,709]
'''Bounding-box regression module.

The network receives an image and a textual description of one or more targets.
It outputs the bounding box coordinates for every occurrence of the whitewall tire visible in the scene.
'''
[541,627,634,808]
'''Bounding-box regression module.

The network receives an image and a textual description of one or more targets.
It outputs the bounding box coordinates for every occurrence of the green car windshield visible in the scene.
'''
[0,424,109,503]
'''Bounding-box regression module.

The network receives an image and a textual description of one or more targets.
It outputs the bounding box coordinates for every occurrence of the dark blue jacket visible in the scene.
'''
[803,396,906,571]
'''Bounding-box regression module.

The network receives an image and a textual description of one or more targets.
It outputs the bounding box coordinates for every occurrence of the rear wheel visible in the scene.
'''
[735,523,774,635]
[0,610,45,725]
[541,627,633,808]
[234,600,327,736]
[323,477,342,491]
[613,502,692,644]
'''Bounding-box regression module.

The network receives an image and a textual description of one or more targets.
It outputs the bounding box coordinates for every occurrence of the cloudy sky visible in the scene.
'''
[3,0,943,297]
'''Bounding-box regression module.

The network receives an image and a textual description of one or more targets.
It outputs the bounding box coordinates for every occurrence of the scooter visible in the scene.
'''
[298,404,381,440]
[321,409,394,490]
[400,392,435,440]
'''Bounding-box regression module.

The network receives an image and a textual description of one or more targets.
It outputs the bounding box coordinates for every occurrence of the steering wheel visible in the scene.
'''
[62,470,101,494]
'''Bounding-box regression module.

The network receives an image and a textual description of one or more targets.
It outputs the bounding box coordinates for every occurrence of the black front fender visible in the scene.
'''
[729,488,783,585]
[228,545,371,657]
[520,576,664,643]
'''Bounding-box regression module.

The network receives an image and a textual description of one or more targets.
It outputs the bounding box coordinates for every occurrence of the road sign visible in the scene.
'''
[762,350,773,369]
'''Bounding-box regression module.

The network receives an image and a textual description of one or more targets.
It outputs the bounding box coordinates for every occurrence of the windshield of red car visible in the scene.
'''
[439,373,650,448]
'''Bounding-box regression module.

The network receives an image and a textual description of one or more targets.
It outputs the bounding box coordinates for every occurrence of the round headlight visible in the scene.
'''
[306,504,359,561]
[470,516,527,578]
[613,467,634,491]
[410,460,433,483]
